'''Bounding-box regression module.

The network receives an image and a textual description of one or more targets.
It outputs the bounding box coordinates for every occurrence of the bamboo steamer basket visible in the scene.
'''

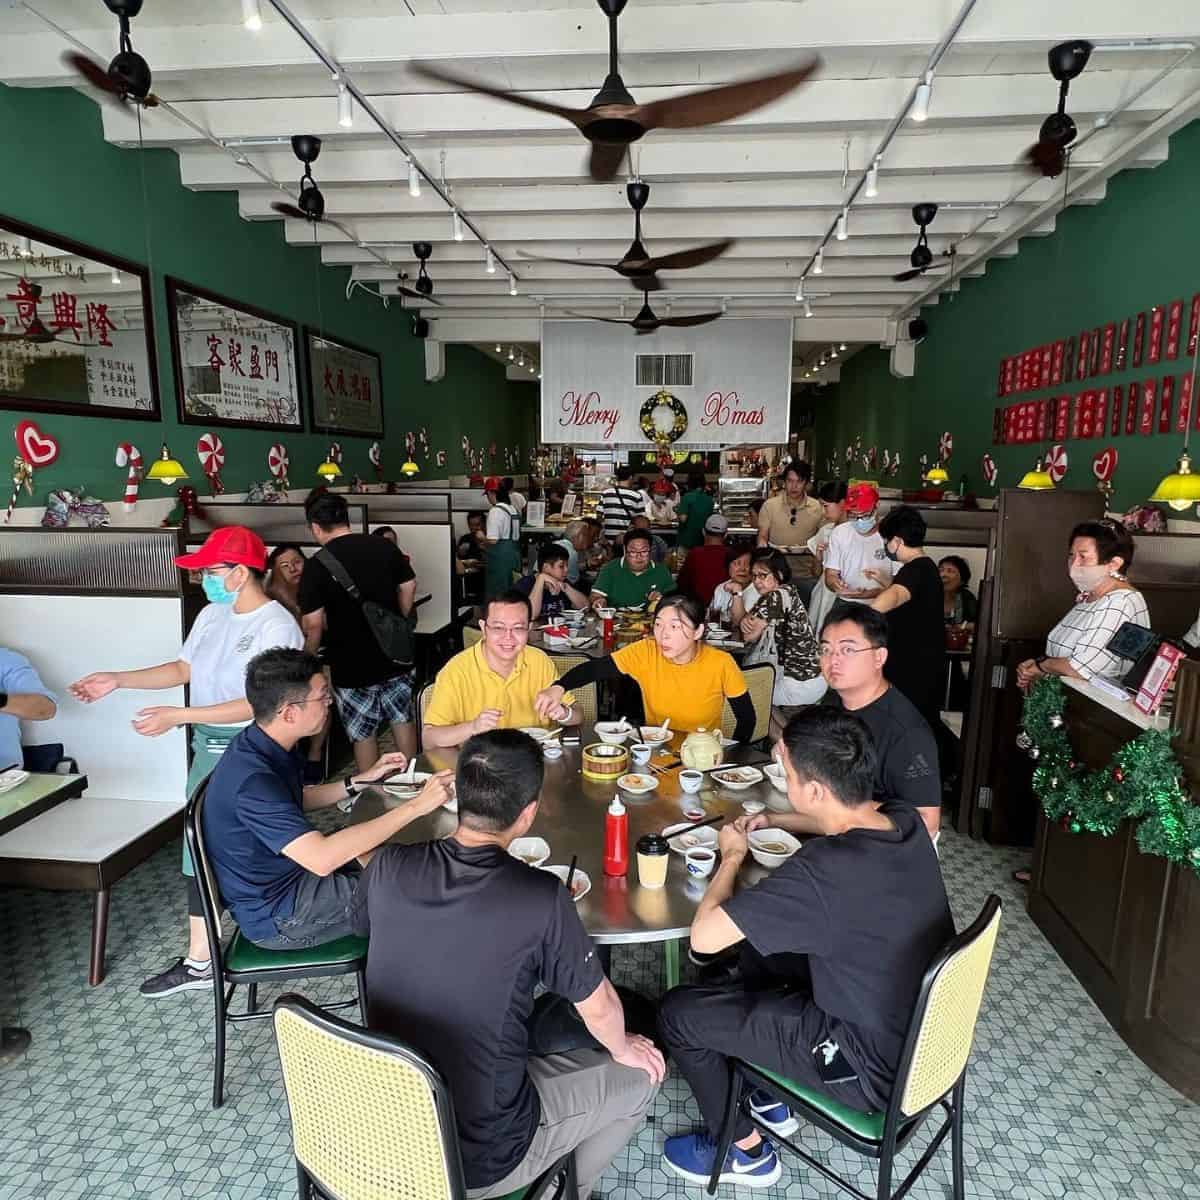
[582,742,630,781]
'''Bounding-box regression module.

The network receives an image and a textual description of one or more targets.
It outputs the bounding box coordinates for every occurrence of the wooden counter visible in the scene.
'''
[1028,669,1200,1100]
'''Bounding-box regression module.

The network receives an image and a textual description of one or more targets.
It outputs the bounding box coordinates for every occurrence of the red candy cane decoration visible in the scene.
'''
[196,433,226,495]
[115,443,143,511]
[329,441,343,465]
[368,441,382,479]
[939,431,954,461]
[981,452,997,487]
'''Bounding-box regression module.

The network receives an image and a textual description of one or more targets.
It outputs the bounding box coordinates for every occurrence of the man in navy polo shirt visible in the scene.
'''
[201,648,452,948]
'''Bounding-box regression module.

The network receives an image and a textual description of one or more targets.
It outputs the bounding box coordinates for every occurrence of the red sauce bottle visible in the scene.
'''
[603,794,628,876]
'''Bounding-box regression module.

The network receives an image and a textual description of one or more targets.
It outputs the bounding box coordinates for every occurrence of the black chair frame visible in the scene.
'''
[708,894,1002,1200]
[185,782,367,1108]
[278,996,577,1200]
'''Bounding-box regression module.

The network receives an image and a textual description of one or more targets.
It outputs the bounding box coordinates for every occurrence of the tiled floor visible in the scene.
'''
[2,827,1198,1200]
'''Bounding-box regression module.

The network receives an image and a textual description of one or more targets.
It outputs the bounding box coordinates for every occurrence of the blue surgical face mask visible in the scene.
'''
[202,570,238,605]
[853,515,876,534]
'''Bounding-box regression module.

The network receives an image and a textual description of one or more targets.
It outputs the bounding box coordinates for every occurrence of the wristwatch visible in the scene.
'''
[344,777,362,801]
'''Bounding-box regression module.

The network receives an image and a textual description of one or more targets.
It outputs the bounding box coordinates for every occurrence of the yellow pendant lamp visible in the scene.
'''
[1018,455,1055,491]
[316,444,343,481]
[1150,344,1200,510]
[923,461,949,486]
[145,444,189,486]
[400,458,420,478]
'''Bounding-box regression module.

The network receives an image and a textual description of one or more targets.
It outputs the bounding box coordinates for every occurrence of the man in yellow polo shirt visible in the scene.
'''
[423,590,581,748]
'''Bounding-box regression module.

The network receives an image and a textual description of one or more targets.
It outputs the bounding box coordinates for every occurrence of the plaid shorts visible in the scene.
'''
[333,672,414,743]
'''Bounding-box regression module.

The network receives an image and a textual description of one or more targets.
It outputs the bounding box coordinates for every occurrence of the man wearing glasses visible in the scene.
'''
[757,462,824,605]
[201,648,452,950]
[423,592,580,749]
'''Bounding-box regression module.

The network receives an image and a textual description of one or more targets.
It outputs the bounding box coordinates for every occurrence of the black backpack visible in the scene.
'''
[317,548,416,668]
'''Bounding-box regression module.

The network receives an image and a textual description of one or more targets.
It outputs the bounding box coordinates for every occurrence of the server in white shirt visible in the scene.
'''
[823,483,892,604]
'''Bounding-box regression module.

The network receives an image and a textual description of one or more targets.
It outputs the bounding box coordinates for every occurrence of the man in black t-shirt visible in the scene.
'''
[821,603,942,837]
[299,494,417,768]
[659,708,954,1189]
[354,730,663,1198]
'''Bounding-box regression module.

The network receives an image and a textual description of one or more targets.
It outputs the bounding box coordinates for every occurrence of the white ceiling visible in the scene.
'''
[3,0,1200,378]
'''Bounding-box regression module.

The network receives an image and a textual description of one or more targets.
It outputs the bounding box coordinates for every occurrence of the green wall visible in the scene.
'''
[814,117,1200,513]
[0,82,535,510]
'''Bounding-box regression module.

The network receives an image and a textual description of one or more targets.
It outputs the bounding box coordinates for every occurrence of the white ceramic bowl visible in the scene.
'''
[543,864,592,901]
[679,769,704,794]
[594,721,633,745]
[639,725,671,746]
[763,761,788,795]
[383,771,431,799]
[542,744,563,760]
[509,837,551,868]
[741,799,766,816]
[711,765,764,792]
[748,828,802,869]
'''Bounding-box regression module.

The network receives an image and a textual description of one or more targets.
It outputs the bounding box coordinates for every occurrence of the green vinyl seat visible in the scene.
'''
[225,931,369,975]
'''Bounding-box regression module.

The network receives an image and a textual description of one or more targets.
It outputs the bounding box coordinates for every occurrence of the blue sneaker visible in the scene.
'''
[748,1088,800,1137]
[662,1131,782,1188]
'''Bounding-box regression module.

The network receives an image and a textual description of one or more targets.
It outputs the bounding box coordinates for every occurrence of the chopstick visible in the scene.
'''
[376,766,414,785]
[669,814,724,837]
[564,854,578,893]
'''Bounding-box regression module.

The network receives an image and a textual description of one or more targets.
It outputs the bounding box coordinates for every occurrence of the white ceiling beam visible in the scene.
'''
[5,0,1198,84]
[91,68,1195,145]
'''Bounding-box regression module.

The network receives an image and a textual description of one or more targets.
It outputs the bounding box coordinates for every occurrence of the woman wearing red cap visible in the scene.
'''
[69,525,303,1000]
[483,477,523,600]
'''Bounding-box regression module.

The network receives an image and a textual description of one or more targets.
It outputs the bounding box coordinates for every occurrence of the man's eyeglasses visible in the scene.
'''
[289,690,333,709]
[485,622,530,636]
[818,644,876,661]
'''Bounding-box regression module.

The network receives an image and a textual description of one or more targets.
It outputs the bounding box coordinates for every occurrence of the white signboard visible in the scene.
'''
[540,317,793,446]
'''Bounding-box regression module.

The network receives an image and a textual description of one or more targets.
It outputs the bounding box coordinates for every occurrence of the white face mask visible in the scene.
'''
[1069,563,1111,594]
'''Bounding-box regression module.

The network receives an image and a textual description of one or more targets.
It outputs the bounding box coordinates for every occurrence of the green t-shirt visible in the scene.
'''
[593,559,674,607]
[676,489,714,548]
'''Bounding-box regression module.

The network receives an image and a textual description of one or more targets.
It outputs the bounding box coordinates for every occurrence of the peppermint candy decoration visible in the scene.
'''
[938,431,954,461]
[115,442,143,512]
[196,433,226,496]
[1047,443,1069,484]
[268,443,290,488]
[418,426,429,457]
[981,453,998,487]
[435,449,446,468]
[368,440,382,478]
[844,444,853,464]
[328,441,343,465]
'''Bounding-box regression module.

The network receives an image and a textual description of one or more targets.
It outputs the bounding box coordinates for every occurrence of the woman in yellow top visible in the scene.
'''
[535,594,755,740]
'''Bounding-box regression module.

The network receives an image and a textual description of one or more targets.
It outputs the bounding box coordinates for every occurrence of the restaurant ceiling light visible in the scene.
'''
[146,444,188,486]
[495,343,502,352]
[336,81,354,129]
[839,342,847,350]
[795,280,805,302]
[1017,455,1055,491]
[241,0,263,31]
[110,267,122,286]
[911,72,933,122]
[486,247,496,274]
[518,351,525,366]
[408,160,421,198]
[1149,451,1200,510]
[830,345,838,358]
[451,210,464,242]
[865,158,880,198]
[803,299,813,318]
[836,209,849,241]
[507,346,515,361]
[509,275,518,296]
[528,363,536,373]
[813,246,824,274]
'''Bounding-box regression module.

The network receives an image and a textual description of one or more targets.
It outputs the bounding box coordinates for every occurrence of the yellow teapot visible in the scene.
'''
[681,727,723,771]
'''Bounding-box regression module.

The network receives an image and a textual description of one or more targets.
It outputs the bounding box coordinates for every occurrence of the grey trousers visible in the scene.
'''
[468,1049,658,1200]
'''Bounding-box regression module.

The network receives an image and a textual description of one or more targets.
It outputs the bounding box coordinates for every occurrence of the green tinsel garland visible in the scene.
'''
[1021,677,1200,877]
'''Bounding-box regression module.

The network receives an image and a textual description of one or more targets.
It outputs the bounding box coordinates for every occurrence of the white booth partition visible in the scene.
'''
[0,526,189,984]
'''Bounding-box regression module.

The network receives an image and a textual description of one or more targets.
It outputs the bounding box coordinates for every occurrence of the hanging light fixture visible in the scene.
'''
[813,246,824,275]
[911,72,933,122]
[336,81,354,129]
[316,452,343,481]
[830,345,839,358]
[839,342,847,351]
[451,210,464,242]
[518,351,525,367]
[486,247,496,274]
[507,346,515,361]
[241,0,263,30]
[803,299,813,319]
[146,444,189,486]
[1150,336,1200,509]
[923,461,950,486]
[408,159,421,198]
[1018,455,1055,491]
[110,267,122,286]
[865,157,880,198]
[400,457,421,478]
[509,274,518,296]
[836,209,849,241]
[795,279,805,302]
[495,343,502,353]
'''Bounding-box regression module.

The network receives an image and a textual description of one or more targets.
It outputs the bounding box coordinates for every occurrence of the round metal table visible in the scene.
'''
[347,731,781,986]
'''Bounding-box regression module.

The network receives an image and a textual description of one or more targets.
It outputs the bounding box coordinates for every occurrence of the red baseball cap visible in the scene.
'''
[174,526,268,571]
[844,483,880,515]
[483,475,501,493]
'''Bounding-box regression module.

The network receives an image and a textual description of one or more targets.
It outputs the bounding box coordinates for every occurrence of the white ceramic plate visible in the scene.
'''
[617,772,658,794]
[519,726,558,743]
[0,768,30,795]
[509,836,551,868]
[663,822,719,855]
[711,766,764,791]
[542,864,592,902]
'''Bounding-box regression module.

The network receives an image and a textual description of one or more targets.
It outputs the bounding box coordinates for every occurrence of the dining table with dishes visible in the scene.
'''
[528,606,749,660]
[343,725,789,987]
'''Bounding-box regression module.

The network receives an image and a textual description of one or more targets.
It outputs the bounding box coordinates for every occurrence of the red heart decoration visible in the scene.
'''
[15,419,60,468]
[1092,446,1118,482]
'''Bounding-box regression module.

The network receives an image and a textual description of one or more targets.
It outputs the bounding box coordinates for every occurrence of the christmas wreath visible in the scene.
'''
[640,390,688,445]
[1019,676,1200,875]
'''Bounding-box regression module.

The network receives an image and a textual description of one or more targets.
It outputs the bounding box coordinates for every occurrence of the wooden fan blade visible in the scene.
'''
[1025,141,1066,178]
[271,201,316,221]
[635,59,818,131]
[589,140,628,182]
[560,309,632,325]
[64,51,123,96]
[410,63,590,130]
[892,267,926,282]
[398,286,443,307]
[516,252,624,271]
[633,240,735,273]
[657,312,723,328]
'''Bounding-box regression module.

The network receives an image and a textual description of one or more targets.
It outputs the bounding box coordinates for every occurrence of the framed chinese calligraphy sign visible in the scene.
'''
[304,329,383,437]
[167,277,303,431]
[0,215,160,419]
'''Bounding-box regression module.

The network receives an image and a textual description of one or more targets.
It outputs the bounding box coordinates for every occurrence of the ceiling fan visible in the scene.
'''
[892,204,956,281]
[519,180,732,291]
[271,135,328,222]
[411,0,818,181]
[566,289,722,335]
[62,0,159,107]
[396,242,443,307]
[1025,40,1094,178]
